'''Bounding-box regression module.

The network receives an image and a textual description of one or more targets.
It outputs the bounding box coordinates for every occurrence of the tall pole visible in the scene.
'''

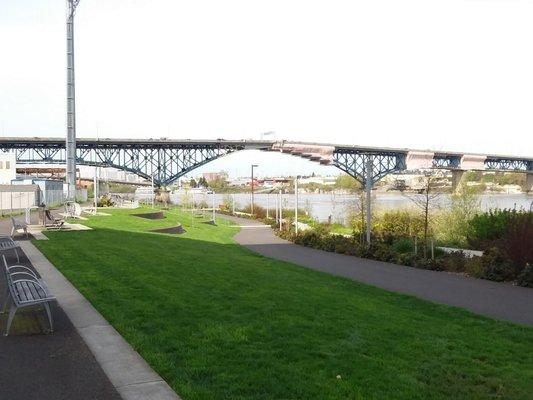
[93,166,98,211]
[151,173,155,209]
[212,190,216,223]
[66,1,80,201]
[275,192,278,222]
[266,193,269,219]
[251,164,258,215]
[294,177,299,234]
[279,189,282,230]
[365,156,373,246]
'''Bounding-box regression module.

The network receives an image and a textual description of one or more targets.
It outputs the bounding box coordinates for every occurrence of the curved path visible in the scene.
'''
[222,215,533,326]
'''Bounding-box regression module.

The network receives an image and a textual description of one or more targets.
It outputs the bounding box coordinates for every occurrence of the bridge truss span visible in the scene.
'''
[0,137,531,187]
[1,138,272,186]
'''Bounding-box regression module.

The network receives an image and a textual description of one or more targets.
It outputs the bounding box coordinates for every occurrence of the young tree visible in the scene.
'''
[403,173,441,258]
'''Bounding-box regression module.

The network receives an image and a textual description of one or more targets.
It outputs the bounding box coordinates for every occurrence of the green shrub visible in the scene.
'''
[414,257,440,271]
[437,251,467,273]
[463,248,516,282]
[468,209,529,248]
[395,252,418,267]
[465,257,485,278]
[375,210,424,237]
[392,238,414,254]
[481,248,516,282]
[294,231,322,248]
[370,242,397,263]
[517,264,533,288]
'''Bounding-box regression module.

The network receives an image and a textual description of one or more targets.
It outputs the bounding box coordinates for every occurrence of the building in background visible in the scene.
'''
[0,153,16,184]
[12,178,65,206]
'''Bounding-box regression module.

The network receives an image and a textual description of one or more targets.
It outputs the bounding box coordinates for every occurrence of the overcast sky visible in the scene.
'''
[1,0,532,177]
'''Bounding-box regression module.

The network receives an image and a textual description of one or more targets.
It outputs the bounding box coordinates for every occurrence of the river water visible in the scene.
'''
[168,192,533,223]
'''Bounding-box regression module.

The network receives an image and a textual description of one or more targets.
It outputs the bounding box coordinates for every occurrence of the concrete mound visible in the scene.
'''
[150,225,186,235]
[133,211,165,220]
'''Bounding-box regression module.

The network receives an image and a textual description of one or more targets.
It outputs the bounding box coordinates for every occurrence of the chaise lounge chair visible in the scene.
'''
[45,210,65,230]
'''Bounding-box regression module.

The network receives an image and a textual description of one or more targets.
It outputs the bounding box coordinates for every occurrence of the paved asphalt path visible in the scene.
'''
[0,215,122,400]
[222,214,533,326]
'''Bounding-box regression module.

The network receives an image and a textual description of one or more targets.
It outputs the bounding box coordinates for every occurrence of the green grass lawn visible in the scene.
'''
[34,207,533,399]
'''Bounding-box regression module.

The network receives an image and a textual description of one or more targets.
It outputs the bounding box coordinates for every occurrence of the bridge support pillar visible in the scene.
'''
[451,170,465,193]
[526,173,533,193]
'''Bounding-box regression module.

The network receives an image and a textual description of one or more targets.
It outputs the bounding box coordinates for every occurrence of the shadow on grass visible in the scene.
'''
[33,225,533,400]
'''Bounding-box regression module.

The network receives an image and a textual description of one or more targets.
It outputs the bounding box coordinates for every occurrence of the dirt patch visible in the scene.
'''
[133,211,165,220]
[150,225,186,235]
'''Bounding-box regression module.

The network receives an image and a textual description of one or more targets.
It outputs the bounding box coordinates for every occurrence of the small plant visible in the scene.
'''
[97,195,114,207]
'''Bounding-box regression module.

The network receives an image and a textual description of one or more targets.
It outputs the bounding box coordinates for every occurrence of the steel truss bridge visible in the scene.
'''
[0,137,532,188]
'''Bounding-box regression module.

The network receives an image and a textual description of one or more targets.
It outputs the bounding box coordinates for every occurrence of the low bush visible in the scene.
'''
[392,237,413,254]
[468,210,533,269]
[465,256,485,279]
[480,247,516,282]
[517,264,533,288]
[97,195,114,207]
[375,210,425,237]
[437,251,467,273]
[413,257,440,271]
[370,242,396,263]
[240,204,267,219]
[394,252,416,267]
[284,226,528,286]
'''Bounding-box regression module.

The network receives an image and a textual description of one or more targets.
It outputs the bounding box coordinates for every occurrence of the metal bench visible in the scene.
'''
[11,217,28,238]
[0,236,21,263]
[1,255,55,336]
[65,202,85,219]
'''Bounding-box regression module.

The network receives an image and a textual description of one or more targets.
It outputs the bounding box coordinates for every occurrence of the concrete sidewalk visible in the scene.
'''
[222,214,533,326]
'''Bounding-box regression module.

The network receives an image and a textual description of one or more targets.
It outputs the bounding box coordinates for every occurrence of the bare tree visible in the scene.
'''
[402,172,441,258]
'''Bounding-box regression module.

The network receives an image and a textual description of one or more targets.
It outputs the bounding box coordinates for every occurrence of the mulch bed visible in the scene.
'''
[132,211,165,220]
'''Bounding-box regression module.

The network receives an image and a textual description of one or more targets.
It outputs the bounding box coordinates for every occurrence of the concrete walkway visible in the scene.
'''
[222,215,533,326]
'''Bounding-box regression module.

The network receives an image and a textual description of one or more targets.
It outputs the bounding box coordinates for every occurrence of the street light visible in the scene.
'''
[251,164,258,215]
